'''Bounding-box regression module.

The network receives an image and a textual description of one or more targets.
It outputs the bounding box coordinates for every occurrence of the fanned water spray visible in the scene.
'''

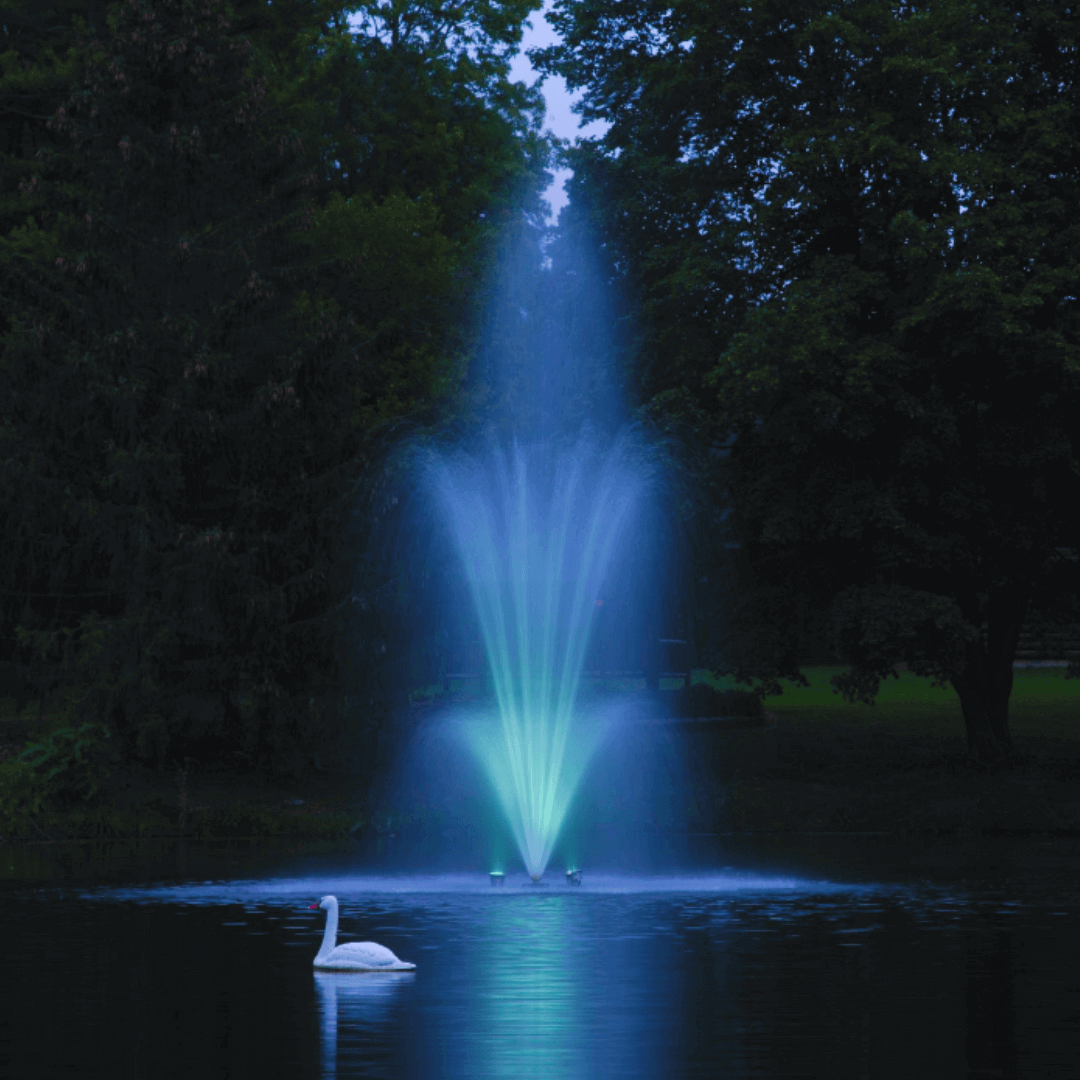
[432,431,643,879]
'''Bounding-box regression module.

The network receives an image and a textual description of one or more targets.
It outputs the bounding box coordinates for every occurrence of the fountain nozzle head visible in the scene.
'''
[566,868,582,886]
[530,873,542,883]
[490,871,505,886]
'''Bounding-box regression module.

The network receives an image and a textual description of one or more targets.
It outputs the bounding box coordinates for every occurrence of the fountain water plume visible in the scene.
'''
[432,430,643,879]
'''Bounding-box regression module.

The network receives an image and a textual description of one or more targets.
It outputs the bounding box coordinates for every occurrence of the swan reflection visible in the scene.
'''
[314,970,414,1079]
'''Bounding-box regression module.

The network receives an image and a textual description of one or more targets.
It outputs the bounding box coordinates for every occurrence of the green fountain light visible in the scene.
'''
[434,433,642,880]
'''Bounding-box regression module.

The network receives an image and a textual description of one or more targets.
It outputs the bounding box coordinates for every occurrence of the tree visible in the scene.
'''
[538,0,1080,763]
[0,0,466,772]
[327,1,547,234]
[0,0,553,777]
[294,0,555,754]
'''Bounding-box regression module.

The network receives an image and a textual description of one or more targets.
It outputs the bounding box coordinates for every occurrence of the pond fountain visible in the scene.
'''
[431,431,645,882]
[2,88,1077,1080]
[1,237,1074,1080]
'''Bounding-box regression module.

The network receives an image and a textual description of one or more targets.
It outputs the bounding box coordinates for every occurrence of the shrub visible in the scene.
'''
[0,757,45,822]
[17,723,117,807]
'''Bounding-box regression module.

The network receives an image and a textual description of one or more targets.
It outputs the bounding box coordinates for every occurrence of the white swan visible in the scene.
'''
[309,895,416,972]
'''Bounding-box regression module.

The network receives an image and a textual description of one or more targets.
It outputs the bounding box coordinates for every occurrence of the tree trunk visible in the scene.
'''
[952,646,1012,765]
[950,585,1028,766]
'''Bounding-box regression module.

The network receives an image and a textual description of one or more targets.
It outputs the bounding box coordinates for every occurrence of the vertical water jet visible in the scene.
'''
[431,431,643,880]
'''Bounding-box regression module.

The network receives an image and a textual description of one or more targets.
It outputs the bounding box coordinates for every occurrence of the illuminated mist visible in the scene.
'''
[431,431,643,879]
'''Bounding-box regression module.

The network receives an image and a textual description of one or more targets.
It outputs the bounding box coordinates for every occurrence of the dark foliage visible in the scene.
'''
[0,0,549,778]
[538,0,1080,763]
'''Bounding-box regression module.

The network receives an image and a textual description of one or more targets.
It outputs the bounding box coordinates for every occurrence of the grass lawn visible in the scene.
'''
[696,665,1079,740]
[2,670,1078,843]
[686,666,1080,836]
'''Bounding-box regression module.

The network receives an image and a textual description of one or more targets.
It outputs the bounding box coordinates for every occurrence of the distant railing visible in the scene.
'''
[798,625,1080,669]
[443,638,693,695]
[1015,626,1079,666]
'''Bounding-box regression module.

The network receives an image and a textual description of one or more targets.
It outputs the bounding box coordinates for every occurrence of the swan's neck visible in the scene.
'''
[316,899,339,962]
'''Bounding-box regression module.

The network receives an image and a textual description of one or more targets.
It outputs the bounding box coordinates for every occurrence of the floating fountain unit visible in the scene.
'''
[490,871,505,887]
[565,868,582,886]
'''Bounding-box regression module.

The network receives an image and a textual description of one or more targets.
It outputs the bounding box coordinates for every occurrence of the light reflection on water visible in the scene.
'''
[313,971,414,1080]
[466,898,579,1079]
[4,843,1079,1079]
[81,870,867,1080]
[305,888,618,1079]
[82,869,845,904]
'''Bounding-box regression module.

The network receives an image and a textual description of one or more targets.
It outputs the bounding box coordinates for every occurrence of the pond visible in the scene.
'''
[2,834,1078,1079]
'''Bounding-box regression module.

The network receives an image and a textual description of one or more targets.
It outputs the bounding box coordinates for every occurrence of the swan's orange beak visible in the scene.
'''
[308,902,320,909]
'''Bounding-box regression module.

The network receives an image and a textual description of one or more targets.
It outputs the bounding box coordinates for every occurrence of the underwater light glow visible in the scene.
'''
[433,433,643,880]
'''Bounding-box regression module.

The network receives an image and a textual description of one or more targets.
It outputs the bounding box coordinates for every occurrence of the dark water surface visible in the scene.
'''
[2,835,1078,1079]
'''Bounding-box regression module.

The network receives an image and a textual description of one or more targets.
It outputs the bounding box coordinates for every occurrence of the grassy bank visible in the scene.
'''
[2,668,1077,843]
[703,663,1079,734]
[713,666,1080,836]
[0,757,371,843]
[0,704,376,842]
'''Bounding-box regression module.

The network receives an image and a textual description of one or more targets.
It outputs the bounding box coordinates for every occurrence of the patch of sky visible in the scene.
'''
[511,2,610,221]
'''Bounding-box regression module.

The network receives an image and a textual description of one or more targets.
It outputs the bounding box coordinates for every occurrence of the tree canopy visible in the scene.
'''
[537,0,1080,762]
[0,0,549,775]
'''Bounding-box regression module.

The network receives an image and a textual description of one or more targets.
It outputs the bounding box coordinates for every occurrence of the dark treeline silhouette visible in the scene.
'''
[5,0,1079,799]
[0,0,550,780]
[538,0,1080,764]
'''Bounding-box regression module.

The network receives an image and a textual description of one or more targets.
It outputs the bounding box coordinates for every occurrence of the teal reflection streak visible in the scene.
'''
[433,435,642,878]
[470,898,580,1078]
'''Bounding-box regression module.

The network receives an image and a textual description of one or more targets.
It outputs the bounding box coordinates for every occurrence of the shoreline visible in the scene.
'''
[3,678,1078,845]
[2,732,1077,845]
